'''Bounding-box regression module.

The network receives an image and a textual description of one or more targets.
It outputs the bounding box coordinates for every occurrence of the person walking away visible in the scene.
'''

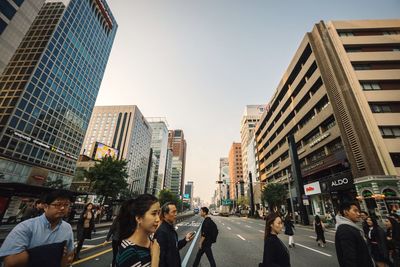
[284,214,295,248]
[314,215,326,247]
[385,217,400,267]
[360,211,370,238]
[193,207,217,267]
[0,190,75,267]
[260,213,290,267]
[154,202,195,267]
[104,215,120,267]
[116,194,161,267]
[75,203,95,260]
[366,216,390,267]
[335,202,374,267]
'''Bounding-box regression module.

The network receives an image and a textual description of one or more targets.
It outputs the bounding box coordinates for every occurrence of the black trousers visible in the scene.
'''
[112,240,119,267]
[193,245,216,267]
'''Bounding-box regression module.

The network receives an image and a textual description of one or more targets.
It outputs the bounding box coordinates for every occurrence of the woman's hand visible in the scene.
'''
[150,239,160,267]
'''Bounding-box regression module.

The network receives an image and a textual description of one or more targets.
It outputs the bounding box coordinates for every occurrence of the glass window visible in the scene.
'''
[0,1,17,20]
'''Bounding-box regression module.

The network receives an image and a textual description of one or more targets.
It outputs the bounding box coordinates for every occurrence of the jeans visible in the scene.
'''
[193,245,216,267]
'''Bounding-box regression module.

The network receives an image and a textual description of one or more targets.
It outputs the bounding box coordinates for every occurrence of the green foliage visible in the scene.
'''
[262,183,288,211]
[88,157,129,204]
[158,189,188,212]
[237,196,249,207]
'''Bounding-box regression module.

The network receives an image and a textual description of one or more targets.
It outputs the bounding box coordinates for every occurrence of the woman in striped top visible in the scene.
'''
[116,194,161,267]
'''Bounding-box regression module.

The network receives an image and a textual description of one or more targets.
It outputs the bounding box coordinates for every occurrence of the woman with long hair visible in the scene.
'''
[116,194,161,267]
[314,215,326,247]
[260,213,290,267]
[284,214,295,248]
[385,217,400,266]
[366,216,390,267]
[75,203,95,260]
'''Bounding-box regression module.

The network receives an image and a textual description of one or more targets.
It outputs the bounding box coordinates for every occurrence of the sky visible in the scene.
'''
[95,0,400,203]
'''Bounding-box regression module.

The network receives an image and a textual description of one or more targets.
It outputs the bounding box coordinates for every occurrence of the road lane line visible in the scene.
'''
[237,234,246,241]
[245,225,251,228]
[258,230,264,233]
[222,223,225,226]
[72,248,112,265]
[81,241,111,252]
[258,224,264,227]
[182,223,203,267]
[294,243,332,257]
[308,236,334,243]
[227,227,231,230]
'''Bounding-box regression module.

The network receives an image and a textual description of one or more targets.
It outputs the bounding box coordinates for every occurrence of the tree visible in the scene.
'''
[88,157,129,204]
[237,196,249,207]
[158,189,179,206]
[262,182,288,212]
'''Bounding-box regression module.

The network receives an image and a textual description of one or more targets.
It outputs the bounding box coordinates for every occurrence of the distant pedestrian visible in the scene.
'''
[385,217,400,267]
[366,216,390,267]
[0,190,75,267]
[284,214,295,248]
[314,215,326,247]
[360,211,369,238]
[155,202,195,267]
[335,202,374,267]
[193,207,217,267]
[20,199,35,221]
[104,215,120,267]
[116,194,161,267]
[75,203,95,260]
[260,213,290,267]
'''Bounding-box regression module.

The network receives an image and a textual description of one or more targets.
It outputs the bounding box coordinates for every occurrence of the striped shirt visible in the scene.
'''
[116,239,151,267]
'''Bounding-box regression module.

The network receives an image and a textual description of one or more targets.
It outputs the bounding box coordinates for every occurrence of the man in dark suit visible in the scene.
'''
[335,202,374,267]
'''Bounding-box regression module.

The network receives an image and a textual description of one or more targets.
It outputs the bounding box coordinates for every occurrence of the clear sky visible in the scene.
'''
[96,0,400,203]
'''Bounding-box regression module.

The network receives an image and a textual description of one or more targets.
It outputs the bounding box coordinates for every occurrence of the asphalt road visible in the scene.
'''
[71,215,340,267]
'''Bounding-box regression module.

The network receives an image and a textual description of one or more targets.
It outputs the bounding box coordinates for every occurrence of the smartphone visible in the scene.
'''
[190,231,196,237]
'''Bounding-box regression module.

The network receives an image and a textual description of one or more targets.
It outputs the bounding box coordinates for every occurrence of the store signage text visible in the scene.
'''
[309,132,330,148]
[331,178,349,187]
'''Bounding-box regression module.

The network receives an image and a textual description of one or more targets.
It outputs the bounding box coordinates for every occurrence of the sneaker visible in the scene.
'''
[288,244,292,248]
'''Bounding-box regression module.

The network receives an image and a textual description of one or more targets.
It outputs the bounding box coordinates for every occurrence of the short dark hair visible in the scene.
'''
[161,202,176,216]
[201,207,209,215]
[44,190,72,205]
[339,202,359,216]
[360,211,369,216]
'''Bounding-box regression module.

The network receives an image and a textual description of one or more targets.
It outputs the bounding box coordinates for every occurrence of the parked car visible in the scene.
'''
[211,210,219,216]
[194,208,199,214]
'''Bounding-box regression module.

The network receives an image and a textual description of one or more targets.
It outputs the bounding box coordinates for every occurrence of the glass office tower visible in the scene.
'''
[0,0,117,187]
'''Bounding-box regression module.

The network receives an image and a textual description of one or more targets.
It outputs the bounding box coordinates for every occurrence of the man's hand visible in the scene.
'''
[61,246,74,267]
[185,232,195,242]
[4,251,29,267]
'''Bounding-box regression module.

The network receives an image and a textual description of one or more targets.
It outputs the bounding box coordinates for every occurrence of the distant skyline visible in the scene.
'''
[96,0,400,202]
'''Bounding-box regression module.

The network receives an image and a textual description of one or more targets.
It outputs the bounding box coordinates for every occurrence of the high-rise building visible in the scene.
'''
[168,129,187,196]
[229,143,243,200]
[184,181,193,207]
[0,0,116,186]
[240,105,265,208]
[255,19,400,218]
[0,0,45,74]
[217,157,230,205]
[147,118,169,195]
[163,148,173,190]
[80,105,152,194]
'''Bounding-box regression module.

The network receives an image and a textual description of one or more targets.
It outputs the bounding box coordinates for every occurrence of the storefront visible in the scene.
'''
[355,175,400,219]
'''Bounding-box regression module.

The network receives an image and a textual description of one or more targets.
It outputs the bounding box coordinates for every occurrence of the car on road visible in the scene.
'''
[194,208,199,214]
[211,210,219,216]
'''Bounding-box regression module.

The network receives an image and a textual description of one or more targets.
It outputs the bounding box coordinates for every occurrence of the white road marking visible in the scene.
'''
[227,227,232,230]
[294,243,332,257]
[308,236,335,244]
[222,223,225,226]
[182,222,203,267]
[258,230,264,233]
[88,235,108,241]
[237,234,246,241]
[258,224,264,227]
[245,225,251,228]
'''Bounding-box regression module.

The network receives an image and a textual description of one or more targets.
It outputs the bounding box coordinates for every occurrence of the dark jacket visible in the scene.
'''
[368,226,389,263]
[284,219,294,236]
[362,220,369,238]
[154,221,187,267]
[201,217,214,247]
[261,234,290,267]
[335,215,374,267]
[77,211,95,240]
[106,218,120,241]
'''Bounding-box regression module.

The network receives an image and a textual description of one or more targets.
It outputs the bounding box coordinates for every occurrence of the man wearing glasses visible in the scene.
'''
[0,190,75,267]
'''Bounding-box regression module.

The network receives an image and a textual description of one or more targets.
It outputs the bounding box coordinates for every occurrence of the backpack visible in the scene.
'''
[208,218,218,243]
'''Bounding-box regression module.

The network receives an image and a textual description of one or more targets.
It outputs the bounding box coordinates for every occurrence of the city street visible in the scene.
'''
[72,215,339,267]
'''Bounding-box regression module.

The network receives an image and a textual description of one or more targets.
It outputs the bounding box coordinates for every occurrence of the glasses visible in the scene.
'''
[50,203,71,208]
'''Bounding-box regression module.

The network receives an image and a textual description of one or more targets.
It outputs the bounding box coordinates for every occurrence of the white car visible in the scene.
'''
[211,210,219,216]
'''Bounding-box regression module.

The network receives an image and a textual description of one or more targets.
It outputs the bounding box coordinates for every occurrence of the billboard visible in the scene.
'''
[93,142,119,160]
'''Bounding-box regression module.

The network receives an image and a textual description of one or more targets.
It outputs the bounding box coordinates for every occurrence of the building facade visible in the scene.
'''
[168,129,187,196]
[0,0,45,75]
[184,181,193,208]
[0,0,117,219]
[217,157,230,206]
[229,143,243,200]
[80,105,152,195]
[147,118,169,195]
[255,19,400,218]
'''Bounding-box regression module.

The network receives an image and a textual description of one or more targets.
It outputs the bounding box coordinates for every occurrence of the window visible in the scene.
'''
[361,82,381,90]
[339,32,354,37]
[353,64,371,70]
[379,126,400,138]
[390,153,400,167]
[0,1,17,20]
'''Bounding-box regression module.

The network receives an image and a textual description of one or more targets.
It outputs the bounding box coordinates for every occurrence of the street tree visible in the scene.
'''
[158,189,188,212]
[262,182,288,212]
[88,157,129,204]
